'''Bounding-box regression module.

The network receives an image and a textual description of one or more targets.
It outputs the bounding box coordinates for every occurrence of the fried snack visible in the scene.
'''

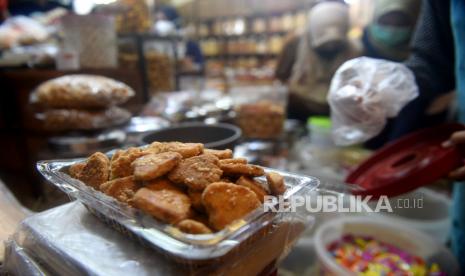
[219,158,248,165]
[203,149,233,159]
[145,178,182,192]
[100,176,139,203]
[132,188,191,224]
[149,142,203,158]
[66,142,289,234]
[220,163,265,177]
[189,211,210,226]
[177,219,212,234]
[203,182,261,231]
[266,172,286,195]
[69,162,86,178]
[219,177,237,183]
[77,152,110,189]
[168,154,222,191]
[111,149,122,162]
[188,189,205,213]
[132,152,182,181]
[110,147,147,179]
[236,176,268,203]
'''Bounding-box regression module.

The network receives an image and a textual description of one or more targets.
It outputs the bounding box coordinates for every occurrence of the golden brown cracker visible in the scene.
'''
[110,147,147,179]
[168,154,222,191]
[77,152,110,189]
[203,149,233,159]
[148,141,203,158]
[132,152,182,181]
[220,163,264,177]
[144,178,182,192]
[69,162,86,178]
[100,176,139,203]
[236,176,268,203]
[132,188,191,224]
[202,182,261,230]
[177,219,212,234]
[187,189,205,213]
[219,158,248,165]
[266,172,286,195]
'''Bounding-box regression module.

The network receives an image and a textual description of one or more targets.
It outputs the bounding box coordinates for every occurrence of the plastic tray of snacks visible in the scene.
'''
[36,151,318,275]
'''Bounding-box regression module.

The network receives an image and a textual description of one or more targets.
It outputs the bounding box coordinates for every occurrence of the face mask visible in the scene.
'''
[369,24,412,47]
[314,41,345,59]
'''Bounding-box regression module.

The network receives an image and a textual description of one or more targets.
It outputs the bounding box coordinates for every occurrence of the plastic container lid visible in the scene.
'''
[346,123,465,198]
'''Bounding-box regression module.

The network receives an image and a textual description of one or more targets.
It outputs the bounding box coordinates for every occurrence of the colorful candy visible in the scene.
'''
[327,235,446,276]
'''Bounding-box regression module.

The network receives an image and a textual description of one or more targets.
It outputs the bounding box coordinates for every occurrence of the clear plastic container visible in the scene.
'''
[314,216,460,276]
[231,83,288,139]
[367,188,452,244]
[36,157,318,275]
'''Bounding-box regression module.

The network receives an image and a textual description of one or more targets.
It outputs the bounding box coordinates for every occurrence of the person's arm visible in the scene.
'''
[185,40,205,69]
[387,0,455,141]
[405,0,455,100]
[409,0,465,179]
[274,35,299,82]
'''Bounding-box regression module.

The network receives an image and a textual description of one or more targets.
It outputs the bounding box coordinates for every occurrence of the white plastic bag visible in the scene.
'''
[328,57,419,146]
[0,16,49,49]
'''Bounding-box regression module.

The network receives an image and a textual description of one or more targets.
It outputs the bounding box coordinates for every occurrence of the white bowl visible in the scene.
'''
[314,216,459,275]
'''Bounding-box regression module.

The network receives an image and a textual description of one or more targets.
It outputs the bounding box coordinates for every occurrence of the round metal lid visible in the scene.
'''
[48,130,126,155]
[123,116,170,134]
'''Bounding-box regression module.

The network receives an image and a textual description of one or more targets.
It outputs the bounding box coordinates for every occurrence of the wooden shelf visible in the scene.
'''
[198,31,288,39]
[205,53,277,58]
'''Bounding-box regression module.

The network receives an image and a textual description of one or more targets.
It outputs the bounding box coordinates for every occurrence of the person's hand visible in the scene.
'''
[443,130,465,180]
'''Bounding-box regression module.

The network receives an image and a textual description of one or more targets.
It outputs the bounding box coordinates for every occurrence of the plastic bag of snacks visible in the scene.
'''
[0,16,49,49]
[31,75,135,109]
[231,83,287,139]
[328,57,419,146]
[39,106,131,131]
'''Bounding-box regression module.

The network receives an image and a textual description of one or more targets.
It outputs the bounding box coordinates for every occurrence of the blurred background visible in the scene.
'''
[0,0,446,213]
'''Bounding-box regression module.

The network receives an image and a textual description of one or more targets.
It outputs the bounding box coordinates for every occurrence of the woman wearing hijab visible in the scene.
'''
[275,1,361,121]
[362,0,454,150]
[362,0,421,62]
[333,0,465,267]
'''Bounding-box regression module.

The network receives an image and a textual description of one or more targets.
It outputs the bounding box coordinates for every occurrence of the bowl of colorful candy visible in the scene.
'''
[314,216,459,275]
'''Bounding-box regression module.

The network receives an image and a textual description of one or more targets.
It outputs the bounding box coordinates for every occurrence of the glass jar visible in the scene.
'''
[295,11,308,30]
[269,35,283,54]
[231,83,288,139]
[282,13,295,31]
[144,41,174,94]
[252,17,267,33]
[115,0,151,33]
[198,23,210,37]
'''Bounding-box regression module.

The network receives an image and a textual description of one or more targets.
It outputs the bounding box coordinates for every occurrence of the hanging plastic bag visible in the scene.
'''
[328,57,419,146]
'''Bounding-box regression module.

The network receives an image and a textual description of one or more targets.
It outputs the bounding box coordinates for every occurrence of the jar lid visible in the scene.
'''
[346,124,465,198]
